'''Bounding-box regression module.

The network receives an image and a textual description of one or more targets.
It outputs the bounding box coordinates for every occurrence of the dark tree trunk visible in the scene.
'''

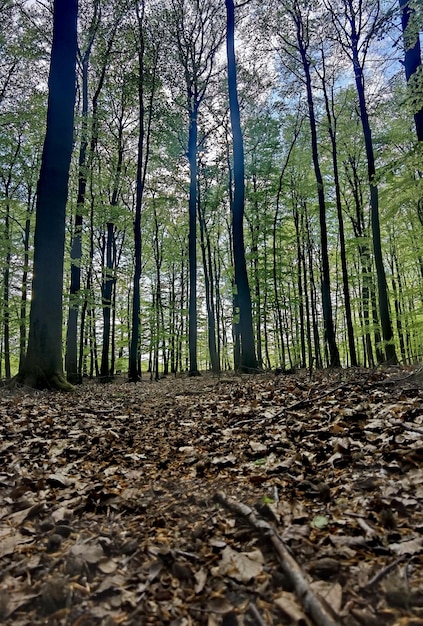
[68,6,121,383]
[198,188,219,373]
[301,208,313,369]
[188,106,200,375]
[290,6,340,366]
[3,201,11,379]
[100,222,115,378]
[305,211,322,368]
[19,0,77,390]
[399,0,423,141]
[65,54,89,384]
[1,138,20,379]
[129,59,144,382]
[320,63,357,365]
[293,201,306,368]
[129,3,157,381]
[272,124,301,369]
[350,34,398,364]
[226,0,258,372]
[19,202,31,369]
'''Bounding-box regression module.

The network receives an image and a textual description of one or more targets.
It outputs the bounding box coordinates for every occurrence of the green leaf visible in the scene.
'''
[311,515,329,529]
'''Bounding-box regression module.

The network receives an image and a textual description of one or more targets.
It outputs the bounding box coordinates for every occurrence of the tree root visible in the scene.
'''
[15,370,74,391]
[214,491,340,626]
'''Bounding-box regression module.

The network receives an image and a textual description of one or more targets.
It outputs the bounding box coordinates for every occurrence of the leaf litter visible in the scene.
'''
[0,367,422,625]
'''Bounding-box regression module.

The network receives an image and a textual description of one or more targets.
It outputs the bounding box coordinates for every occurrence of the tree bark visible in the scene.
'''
[129,2,157,381]
[188,105,200,375]
[295,23,340,367]
[349,24,398,364]
[100,222,116,378]
[319,59,357,366]
[18,0,77,390]
[226,0,258,373]
[65,6,101,384]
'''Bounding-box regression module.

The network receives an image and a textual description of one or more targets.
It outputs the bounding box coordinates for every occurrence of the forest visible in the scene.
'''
[1,0,422,385]
[1,2,423,624]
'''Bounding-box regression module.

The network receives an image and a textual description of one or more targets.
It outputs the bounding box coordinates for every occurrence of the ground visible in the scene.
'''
[0,367,422,626]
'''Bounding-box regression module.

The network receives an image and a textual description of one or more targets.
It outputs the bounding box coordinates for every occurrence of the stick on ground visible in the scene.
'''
[214,491,340,626]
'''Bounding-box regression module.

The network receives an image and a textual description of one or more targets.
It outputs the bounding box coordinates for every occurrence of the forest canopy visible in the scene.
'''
[0,0,423,383]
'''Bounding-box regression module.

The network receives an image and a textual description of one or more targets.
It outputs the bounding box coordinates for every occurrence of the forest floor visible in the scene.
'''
[0,367,422,626]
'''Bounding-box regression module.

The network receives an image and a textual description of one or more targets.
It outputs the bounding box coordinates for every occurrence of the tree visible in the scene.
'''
[166,0,224,375]
[226,0,258,372]
[317,47,357,366]
[129,1,160,381]
[326,0,397,364]
[65,0,101,384]
[277,1,340,366]
[18,0,78,389]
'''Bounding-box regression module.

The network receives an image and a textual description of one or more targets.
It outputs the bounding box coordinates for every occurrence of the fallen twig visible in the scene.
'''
[362,555,407,589]
[248,602,268,626]
[276,380,353,416]
[214,491,340,626]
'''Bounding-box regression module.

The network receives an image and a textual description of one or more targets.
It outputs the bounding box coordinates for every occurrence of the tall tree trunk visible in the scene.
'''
[129,2,157,381]
[320,64,357,365]
[226,0,258,372]
[348,15,398,364]
[187,104,200,375]
[19,0,77,390]
[290,7,340,366]
[272,124,301,369]
[2,137,22,377]
[65,6,101,384]
[3,200,11,379]
[305,210,322,368]
[100,222,115,378]
[198,189,219,373]
[65,56,88,384]
[19,199,32,369]
[293,200,306,368]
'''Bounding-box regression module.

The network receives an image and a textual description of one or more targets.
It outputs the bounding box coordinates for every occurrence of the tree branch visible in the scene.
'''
[214,492,340,626]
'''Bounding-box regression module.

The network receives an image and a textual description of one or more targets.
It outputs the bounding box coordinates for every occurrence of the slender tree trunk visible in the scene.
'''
[271,128,301,369]
[188,105,200,375]
[293,201,306,368]
[305,211,322,368]
[66,8,118,383]
[226,0,258,372]
[320,64,357,365]
[291,9,340,366]
[129,4,157,381]
[169,266,177,373]
[19,203,31,369]
[301,209,313,369]
[100,222,115,378]
[248,208,262,367]
[129,22,144,383]
[65,10,99,384]
[198,190,219,373]
[19,0,77,390]
[65,56,88,384]
[3,201,11,378]
[349,23,398,364]
[2,138,22,377]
